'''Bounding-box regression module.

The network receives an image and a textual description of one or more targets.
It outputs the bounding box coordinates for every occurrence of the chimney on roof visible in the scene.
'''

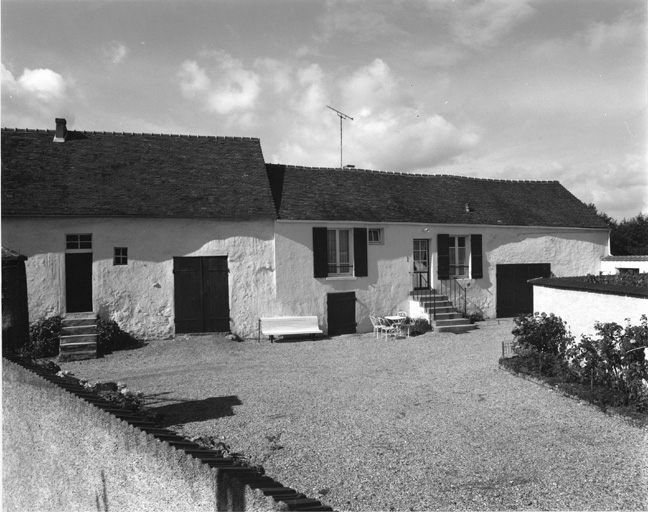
[53,118,67,143]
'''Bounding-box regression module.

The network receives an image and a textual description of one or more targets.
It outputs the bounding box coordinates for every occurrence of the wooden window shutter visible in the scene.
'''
[437,234,450,280]
[353,228,368,277]
[313,227,329,278]
[471,234,483,279]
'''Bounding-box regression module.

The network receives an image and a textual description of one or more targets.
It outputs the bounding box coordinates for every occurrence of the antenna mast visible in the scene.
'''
[327,105,353,169]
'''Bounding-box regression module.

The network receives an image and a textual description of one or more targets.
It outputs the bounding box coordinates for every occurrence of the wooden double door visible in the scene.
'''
[173,256,230,333]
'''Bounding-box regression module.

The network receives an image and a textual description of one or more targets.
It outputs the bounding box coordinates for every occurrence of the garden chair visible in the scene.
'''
[369,316,382,339]
[377,317,398,339]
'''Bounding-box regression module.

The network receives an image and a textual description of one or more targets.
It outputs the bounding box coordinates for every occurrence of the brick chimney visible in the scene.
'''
[53,118,67,143]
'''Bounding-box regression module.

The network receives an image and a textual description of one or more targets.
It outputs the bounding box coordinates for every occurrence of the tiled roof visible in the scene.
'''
[1,128,276,220]
[266,164,609,229]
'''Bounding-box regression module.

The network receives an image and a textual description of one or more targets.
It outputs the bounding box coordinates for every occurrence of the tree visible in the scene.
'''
[586,204,648,256]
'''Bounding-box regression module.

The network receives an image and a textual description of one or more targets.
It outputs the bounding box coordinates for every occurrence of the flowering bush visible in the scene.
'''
[512,312,572,357]
[567,316,648,409]
[22,316,62,358]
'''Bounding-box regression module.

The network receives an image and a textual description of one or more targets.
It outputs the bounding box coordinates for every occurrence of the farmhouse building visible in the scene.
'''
[2,121,610,340]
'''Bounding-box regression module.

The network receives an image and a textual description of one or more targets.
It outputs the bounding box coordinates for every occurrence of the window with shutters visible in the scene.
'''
[328,229,353,275]
[438,233,483,280]
[313,227,368,279]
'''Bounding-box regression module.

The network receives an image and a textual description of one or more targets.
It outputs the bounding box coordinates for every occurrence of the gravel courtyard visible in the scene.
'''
[60,319,648,511]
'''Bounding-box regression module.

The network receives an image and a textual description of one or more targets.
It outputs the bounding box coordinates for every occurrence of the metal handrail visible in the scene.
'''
[437,275,467,318]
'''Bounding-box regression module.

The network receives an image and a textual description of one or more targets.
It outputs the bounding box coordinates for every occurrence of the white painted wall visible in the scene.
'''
[274,221,609,333]
[533,285,647,339]
[2,218,276,339]
[600,258,648,274]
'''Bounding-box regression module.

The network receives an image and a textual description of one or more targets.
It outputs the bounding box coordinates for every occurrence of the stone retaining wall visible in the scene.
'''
[2,358,326,512]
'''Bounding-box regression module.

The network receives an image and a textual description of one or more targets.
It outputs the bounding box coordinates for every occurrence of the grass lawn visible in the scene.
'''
[60,319,648,511]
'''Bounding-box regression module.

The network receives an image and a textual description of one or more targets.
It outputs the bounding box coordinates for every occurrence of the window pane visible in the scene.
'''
[339,230,350,272]
[458,237,466,248]
[457,247,466,266]
[327,230,337,273]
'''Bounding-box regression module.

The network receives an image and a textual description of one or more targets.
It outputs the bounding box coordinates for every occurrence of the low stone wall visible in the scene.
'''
[532,277,647,339]
[2,358,291,512]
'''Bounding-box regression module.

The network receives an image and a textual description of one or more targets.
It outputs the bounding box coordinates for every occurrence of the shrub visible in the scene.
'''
[566,315,648,409]
[411,317,432,335]
[96,316,142,354]
[512,313,572,357]
[468,311,484,324]
[22,316,62,358]
[585,272,648,288]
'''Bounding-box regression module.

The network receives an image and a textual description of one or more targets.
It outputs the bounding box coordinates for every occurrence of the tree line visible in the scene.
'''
[587,204,648,256]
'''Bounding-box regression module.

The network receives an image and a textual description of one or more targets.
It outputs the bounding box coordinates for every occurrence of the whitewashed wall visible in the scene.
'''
[2,218,276,339]
[600,258,648,274]
[274,221,609,333]
[533,285,647,339]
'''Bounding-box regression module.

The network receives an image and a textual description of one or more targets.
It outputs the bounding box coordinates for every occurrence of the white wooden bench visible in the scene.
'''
[259,316,323,343]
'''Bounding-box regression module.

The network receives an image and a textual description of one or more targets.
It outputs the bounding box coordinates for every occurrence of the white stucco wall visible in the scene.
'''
[533,285,647,339]
[274,221,609,333]
[2,217,276,339]
[600,259,648,274]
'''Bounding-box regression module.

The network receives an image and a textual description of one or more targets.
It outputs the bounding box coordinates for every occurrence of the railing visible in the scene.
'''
[327,264,353,275]
[437,276,467,318]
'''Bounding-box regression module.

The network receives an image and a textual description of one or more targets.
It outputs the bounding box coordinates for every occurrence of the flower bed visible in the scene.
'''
[500,313,648,423]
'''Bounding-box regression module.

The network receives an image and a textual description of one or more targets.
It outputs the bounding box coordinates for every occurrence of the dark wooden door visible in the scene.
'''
[496,263,551,318]
[174,256,230,334]
[65,253,93,312]
[327,292,356,336]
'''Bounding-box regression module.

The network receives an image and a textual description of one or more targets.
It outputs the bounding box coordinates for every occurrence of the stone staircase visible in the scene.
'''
[411,291,476,334]
[59,313,98,362]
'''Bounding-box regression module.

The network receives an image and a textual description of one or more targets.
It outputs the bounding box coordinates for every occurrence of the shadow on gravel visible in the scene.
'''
[146,395,243,427]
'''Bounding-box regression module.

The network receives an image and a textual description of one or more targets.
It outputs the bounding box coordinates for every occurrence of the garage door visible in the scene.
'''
[496,263,551,318]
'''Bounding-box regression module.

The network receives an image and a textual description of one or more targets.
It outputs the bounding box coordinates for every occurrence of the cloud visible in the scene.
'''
[3,65,68,101]
[1,63,76,127]
[584,11,645,52]
[103,41,129,64]
[269,58,479,170]
[423,0,535,50]
[317,0,406,44]
[178,51,260,115]
[587,154,648,220]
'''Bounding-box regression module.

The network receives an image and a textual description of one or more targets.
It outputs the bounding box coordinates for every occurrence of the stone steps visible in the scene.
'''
[411,291,476,334]
[59,313,97,362]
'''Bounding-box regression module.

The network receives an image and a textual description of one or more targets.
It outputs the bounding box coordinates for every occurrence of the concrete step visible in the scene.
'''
[58,350,97,362]
[434,312,464,321]
[436,324,477,334]
[435,318,471,327]
[61,324,96,336]
[60,333,98,345]
[59,340,97,351]
[62,313,96,327]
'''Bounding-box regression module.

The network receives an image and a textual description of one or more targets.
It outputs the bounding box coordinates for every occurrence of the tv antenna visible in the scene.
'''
[327,105,353,169]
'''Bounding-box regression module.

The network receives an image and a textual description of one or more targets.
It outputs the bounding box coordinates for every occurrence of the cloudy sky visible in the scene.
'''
[2,0,646,220]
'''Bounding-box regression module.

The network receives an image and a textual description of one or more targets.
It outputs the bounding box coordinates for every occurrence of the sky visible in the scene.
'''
[2,0,646,221]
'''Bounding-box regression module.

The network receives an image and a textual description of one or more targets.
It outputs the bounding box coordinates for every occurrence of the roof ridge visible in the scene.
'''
[269,163,560,184]
[1,127,260,141]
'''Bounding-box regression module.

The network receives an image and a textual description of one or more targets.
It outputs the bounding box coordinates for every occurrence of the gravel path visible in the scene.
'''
[60,319,648,511]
